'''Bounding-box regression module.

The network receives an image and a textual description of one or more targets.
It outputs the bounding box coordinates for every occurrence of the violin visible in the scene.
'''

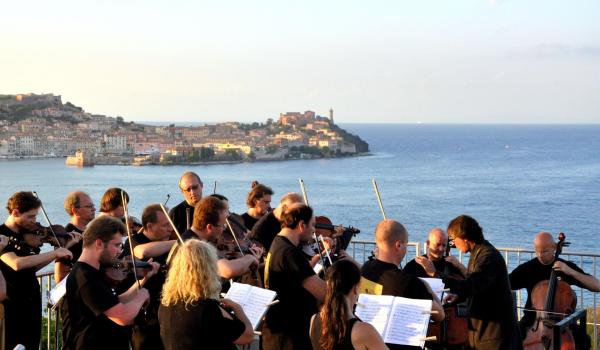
[103,256,154,287]
[9,222,77,254]
[311,216,360,263]
[524,232,576,350]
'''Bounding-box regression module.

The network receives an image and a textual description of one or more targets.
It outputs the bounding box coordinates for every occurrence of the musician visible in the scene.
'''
[310,259,389,350]
[262,203,326,350]
[360,219,444,350]
[55,191,94,282]
[182,196,260,282]
[0,191,73,350]
[509,231,600,339]
[169,171,203,234]
[250,192,303,252]
[99,187,129,219]
[241,181,273,230]
[122,204,176,350]
[437,215,522,350]
[404,227,466,278]
[62,215,157,350]
[0,234,9,349]
[158,239,254,350]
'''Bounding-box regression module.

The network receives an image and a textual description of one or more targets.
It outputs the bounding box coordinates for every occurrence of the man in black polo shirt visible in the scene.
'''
[55,190,94,283]
[0,191,73,350]
[249,192,303,252]
[361,219,445,350]
[121,204,176,350]
[62,215,157,350]
[509,231,600,340]
[169,171,203,234]
[404,227,465,278]
[262,203,326,350]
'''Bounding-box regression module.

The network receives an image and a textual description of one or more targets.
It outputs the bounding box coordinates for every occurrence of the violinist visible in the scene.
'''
[55,191,95,283]
[437,215,522,350]
[169,171,203,234]
[250,192,303,252]
[99,187,129,219]
[181,197,261,285]
[509,232,600,343]
[0,191,73,350]
[241,181,273,230]
[62,215,158,350]
[122,204,176,350]
[404,227,466,278]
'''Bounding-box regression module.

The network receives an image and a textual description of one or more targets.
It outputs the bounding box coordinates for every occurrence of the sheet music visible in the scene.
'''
[225,282,277,330]
[384,297,432,347]
[355,294,394,335]
[419,277,445,300]
[49,273,68,306]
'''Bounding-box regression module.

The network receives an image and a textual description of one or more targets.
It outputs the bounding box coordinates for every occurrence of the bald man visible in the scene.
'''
[249,192,303,252]
[509,231,600,339]
[404,227,466,279]
[361,220,444,349]
[169,171,203,234]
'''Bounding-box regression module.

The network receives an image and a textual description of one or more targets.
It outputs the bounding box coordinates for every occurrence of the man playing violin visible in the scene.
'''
[0,191,73,350]
[122,204,176,350]
[509,231,600,341]
[62,215,158,350]
[169,171,203,234]
[404,227,466,278]
[55,191,94,283]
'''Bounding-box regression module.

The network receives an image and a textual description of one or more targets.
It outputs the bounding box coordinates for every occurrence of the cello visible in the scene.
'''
[524,232,576,350]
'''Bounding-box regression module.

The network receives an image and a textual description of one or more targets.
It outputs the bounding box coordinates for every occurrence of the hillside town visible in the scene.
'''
[0,93,369,166]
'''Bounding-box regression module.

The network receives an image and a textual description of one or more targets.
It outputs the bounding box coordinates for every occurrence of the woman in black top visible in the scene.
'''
[241,181,273,230]
[310,260,389,350]
[158,240,254,350]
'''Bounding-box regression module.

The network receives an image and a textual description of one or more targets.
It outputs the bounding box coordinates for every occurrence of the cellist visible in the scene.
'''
[509,232,600,345]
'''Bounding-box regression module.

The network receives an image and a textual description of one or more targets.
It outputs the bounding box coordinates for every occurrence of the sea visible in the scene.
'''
[1,123,599,254]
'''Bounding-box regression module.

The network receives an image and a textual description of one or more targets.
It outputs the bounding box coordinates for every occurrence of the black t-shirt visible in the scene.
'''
[62,261,131,350]
[249,212,281,252]
[509,257,587,326]
[361,259,432,350]
[61,223,84,263]
[403,254,463,278]
[0,224,40,301]
[241,212,260,231]
[168,200,195,236]
[263,235,318,348]
[158,298,245,350]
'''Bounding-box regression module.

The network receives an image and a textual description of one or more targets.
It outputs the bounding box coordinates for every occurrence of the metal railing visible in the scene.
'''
[35,240,599,350]
[348,239,600,350]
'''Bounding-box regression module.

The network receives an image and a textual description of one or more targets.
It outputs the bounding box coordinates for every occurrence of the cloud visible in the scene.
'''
[508,43,600,59]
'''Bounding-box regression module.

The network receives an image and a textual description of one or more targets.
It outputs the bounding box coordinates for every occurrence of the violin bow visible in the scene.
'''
[298,178,309,206]
[121,190,141,290]
[32,191,64,249]
[163,194,171,206]
[159,204,185,245]
[213,181,217,195]
[371,178,388,220]
[225,218,245,256]
[298,179,331,269]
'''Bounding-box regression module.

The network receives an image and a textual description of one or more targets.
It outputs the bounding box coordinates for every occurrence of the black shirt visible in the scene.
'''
[360,259,432,350]
[249,211,281,252]
[509,257,586,326]
[403,254,463,278]
[61,223,84,263]
[158,298,245,350]
[241,212,260,231]
[62,261,131,350]
[168,200,195,236]
[263,235,318,349]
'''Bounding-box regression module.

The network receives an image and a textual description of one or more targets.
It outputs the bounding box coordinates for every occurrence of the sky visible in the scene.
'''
[1,0,599,124]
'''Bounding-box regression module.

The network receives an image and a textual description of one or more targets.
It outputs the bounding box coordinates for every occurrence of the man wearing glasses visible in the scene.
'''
[55,191,94,282]
[509,231,600,341]
[169,171,203,235]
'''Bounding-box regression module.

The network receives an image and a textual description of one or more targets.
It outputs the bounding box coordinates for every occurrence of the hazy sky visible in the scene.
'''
[1,0,599,123]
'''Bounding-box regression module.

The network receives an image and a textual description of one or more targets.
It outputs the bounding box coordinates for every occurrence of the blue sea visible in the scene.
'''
[1,124,599,253]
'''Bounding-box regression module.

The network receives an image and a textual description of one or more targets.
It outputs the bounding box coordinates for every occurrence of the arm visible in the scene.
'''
[442,249,503,299]
[302,275,326,303]
[353,322,390,350]
[133,240,176,260]
[54,260,71,283]
[309,314,324,350]
[1,248,72,272]
[105,288,149,326]
[0,270,6,301]
[219,299,254,345]
[554,261,600,292]
[118,262,160,303]
[445,255,467,277]
[217,255,258,279]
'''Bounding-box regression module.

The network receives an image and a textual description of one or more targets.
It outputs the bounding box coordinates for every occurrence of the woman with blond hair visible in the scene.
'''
[158,240,254,350]
[310,259,388,350]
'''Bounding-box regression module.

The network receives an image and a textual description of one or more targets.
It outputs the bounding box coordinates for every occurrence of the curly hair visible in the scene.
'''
[245,181,274,208]
[161,240,221,308]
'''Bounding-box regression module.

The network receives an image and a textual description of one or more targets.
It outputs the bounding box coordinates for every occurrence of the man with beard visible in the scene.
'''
[169,171,203,234]
[404,227,465,278]
[0,191,73,350]
[62,215,158,350]
[55,191,94,282]
[262,203,326,350]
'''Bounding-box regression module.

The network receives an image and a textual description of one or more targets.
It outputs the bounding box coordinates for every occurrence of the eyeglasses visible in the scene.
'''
[181,184,201,192]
